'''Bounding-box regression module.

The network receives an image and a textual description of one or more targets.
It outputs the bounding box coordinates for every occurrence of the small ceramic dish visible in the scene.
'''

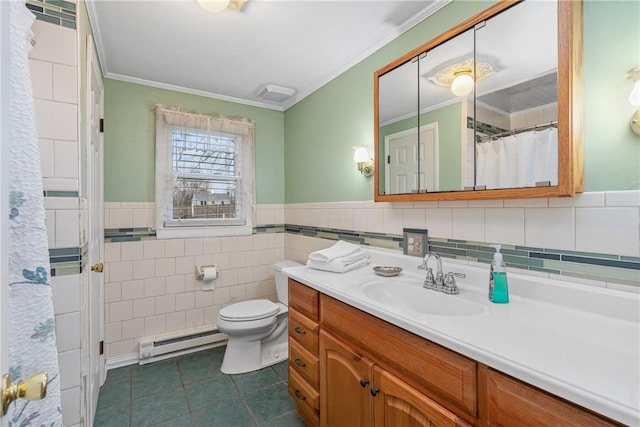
[373,266,403,277]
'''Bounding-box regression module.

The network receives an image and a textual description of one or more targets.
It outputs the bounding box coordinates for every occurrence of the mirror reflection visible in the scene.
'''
[377,0,559,196]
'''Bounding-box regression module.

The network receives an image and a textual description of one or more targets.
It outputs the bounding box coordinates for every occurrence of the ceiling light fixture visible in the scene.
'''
[451,69,474,97]
[428,58,496,97]
[196,0,247,13]
[197,0,230,12]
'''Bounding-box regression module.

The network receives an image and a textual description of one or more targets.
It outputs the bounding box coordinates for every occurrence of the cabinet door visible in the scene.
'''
[320,331,374,427]
[373,366,471,427]
[482,367,619,427]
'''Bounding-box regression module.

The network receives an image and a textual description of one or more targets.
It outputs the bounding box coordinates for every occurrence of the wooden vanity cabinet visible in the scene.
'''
[288,279,321,427]
[288,279,621,427]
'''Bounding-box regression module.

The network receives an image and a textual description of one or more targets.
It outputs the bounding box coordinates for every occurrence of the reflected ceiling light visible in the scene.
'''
[451,69,474,96]
[626,67,640,136]
[428,58,496,97]
[196,0,247,13]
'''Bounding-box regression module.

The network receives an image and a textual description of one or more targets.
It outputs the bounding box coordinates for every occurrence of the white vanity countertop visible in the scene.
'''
[284,248,640,426]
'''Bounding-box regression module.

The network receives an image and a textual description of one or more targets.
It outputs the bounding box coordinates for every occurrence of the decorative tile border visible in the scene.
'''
[284,225,640,287]
[49,246,82,277]
[43,190,79,198]
[102,224,639,287]
[466,117,507,135]
[105,227,157,242]
[26,0,76,29]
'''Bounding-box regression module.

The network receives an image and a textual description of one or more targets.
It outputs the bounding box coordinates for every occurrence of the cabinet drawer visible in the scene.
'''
[289,279,319,321]
[289,338,319,389]
[321,295,477,423]
[289,308,319,354]
[482,367,620,427]
[289,368,320,414]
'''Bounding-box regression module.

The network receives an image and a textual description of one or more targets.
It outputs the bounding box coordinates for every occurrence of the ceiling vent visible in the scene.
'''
[256,84,296,102]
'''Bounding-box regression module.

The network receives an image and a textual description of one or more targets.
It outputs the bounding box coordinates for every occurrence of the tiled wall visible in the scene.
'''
[29,15,82,427]
[281,191,640,293]
[102,204,285,365]
[103,193,639,366]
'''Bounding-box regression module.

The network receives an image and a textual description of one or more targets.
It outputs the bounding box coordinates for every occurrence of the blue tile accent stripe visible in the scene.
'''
[49,246,83,277]
[101,225,639,287]
[43,190,79,197]
[27,0,76,29]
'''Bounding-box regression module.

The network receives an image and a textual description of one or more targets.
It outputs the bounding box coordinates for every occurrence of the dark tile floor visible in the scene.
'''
[94,346,305,427]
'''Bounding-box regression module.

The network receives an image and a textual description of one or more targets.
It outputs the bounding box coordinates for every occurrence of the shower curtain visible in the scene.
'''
[7,0,62,425]
[476,127,558,190]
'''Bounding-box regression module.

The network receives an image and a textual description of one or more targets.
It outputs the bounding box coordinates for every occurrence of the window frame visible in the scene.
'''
[154,105,255,239]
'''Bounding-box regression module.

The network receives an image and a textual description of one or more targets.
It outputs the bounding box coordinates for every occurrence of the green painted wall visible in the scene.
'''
[284,0,640,203]
[103,80,285,203]
[583,0,640,191]
[104,0,639,204]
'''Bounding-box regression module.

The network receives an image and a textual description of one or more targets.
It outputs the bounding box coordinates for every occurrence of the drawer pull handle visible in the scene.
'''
[360,379,369,388]
[294,358,306,368]
[294,326,306,335]
[370,388,380,397]
[294,390,306,401]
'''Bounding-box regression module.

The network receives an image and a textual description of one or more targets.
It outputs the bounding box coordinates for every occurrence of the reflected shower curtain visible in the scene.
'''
[7,0,62,425]
[476,127,558,189]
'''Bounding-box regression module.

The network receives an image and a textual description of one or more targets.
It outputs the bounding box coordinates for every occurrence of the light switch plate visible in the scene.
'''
[403,228,428,258]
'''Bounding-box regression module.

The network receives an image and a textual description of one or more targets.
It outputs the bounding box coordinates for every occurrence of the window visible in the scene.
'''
[155,105,255,238]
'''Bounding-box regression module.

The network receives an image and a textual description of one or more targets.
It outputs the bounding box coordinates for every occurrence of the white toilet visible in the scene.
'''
[217,260,301,374]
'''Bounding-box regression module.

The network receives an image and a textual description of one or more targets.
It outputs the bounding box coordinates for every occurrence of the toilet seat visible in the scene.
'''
[219,299,280,322]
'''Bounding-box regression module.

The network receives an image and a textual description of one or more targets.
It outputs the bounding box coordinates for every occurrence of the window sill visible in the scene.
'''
[155,224,253,239]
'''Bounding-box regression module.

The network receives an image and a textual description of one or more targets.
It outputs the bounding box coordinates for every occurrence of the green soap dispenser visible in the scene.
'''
[489,245,509,303]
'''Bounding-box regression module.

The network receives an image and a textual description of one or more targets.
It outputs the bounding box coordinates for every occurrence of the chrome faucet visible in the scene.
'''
[418,252,444,290]
[418,251,465,294]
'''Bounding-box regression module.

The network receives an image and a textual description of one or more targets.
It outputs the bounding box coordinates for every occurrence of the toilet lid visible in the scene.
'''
[218,299,280,322]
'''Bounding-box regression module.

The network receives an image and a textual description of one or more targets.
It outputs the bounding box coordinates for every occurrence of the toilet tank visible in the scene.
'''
[273,260,301,305]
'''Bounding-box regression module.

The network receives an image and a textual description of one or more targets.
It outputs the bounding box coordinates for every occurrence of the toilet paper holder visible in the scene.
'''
[195,264,218,281]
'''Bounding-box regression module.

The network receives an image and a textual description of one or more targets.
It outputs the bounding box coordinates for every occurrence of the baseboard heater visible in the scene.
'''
[138,326,228,365]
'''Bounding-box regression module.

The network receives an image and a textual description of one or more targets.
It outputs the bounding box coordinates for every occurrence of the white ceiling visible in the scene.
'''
[87,0,450,111]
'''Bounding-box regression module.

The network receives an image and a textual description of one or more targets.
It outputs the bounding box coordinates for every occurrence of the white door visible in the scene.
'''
[385,122,439,194]
[1,2,10,425]
[84,34,105,427]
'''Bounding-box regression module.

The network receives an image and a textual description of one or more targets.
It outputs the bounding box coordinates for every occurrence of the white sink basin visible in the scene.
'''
[360,279,487,317]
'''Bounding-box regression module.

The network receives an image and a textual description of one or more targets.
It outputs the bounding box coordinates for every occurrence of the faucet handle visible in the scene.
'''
[423,268,435,288]
[443,272,460,295]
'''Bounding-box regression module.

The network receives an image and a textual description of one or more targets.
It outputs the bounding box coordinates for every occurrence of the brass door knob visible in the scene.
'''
[91,263,104,273]
[2,372,48,415]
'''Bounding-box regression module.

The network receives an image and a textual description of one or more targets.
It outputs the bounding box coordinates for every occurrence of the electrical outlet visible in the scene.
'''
[403,228,428,258]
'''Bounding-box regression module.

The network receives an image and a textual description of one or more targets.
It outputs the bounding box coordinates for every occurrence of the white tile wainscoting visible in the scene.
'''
[30,16,83,427]
[103,192,640,369]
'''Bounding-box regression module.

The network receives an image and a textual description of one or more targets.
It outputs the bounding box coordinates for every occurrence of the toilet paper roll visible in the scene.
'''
[202,266,218,281]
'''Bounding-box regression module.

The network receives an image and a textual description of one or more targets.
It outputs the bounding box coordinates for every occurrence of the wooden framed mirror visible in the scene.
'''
[374,0,583,202]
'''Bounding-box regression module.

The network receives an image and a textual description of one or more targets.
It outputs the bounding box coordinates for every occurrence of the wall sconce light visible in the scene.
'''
[353,146,374,177]
[626,67,640,136]
[427,58,496,97]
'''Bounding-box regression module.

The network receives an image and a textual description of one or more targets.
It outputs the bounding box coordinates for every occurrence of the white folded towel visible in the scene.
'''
[308,240,361,263]
[306,253,370,273]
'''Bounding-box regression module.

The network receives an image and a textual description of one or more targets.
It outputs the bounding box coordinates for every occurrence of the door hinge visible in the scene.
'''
[99,341,104,355]
[387,155,390,164]
[99,118,104,133]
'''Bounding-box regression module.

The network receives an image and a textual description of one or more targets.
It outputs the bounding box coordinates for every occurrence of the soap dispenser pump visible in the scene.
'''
[489,245,509,303]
